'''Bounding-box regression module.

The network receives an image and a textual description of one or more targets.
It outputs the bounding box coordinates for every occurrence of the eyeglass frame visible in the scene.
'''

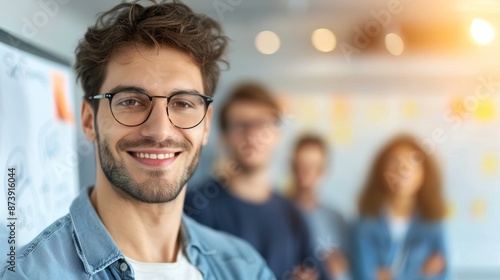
[86,87,214,129]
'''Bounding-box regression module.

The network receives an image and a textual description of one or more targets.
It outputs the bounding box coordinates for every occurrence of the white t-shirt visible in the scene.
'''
[387,216,411,275]
[125,248,203,280]
[388,216,410,244]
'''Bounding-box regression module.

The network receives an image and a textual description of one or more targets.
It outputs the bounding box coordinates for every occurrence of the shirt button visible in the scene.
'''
[119,262,128,272]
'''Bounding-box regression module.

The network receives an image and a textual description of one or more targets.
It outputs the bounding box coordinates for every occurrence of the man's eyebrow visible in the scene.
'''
[108,85,146,94]
[171,89,203,95]
[107,85,203,96]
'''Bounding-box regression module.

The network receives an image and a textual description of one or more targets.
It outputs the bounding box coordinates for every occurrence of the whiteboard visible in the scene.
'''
[0,29,78,258]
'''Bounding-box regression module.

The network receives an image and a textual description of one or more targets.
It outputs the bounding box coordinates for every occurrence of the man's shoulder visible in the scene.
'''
[183,215,260,261]
[0,214,84,279]
[183,215,252,253]
[183,216,276,279]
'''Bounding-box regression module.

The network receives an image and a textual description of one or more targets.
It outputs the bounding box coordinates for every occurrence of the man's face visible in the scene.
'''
[223,101,280,171]
[293,144,326,191]
[81,46,211,203]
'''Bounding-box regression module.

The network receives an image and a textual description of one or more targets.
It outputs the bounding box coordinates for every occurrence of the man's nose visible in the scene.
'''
[139,101,178,140]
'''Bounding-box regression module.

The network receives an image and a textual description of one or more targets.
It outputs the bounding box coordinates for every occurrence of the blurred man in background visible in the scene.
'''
[185,83,326,279]
[288,134,351,280]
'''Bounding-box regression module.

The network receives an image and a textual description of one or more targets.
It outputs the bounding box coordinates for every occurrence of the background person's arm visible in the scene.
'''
[350,221,382,280]
[422,223,450,280]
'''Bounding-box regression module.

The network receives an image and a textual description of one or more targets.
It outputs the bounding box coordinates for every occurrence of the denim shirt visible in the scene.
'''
[0,188,276,280]
[351,214,449,280]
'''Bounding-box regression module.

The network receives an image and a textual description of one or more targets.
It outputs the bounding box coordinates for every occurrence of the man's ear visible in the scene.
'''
[81,101,96,141]
[202,106,212,146]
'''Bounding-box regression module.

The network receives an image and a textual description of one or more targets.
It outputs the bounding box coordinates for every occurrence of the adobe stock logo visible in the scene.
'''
[21,0,72,39]
[340,0,409,62]
[213,0,243,21]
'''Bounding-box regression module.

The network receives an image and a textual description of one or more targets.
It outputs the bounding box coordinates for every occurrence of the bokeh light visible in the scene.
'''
[385,33,405,56]
[255,31,281,55]
[470,18,495,45]
[311,28,336,52]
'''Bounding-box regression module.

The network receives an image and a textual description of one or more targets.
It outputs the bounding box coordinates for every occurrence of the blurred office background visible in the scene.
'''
[1,0,499,279]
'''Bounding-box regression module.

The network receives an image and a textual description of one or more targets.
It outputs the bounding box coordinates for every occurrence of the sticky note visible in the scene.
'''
[52,72,74,125]
[329,125,353,146]
[474,98,496,122]
[482,154,498,176]
[471,199,487,220]
[331,96,351,123]
[402,101,419,119]
[446,202,455,219]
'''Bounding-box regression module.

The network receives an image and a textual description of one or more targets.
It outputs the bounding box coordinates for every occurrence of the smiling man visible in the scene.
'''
[0,1,274,279]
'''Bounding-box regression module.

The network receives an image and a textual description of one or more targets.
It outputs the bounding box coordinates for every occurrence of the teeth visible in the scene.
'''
[135,152,176,159]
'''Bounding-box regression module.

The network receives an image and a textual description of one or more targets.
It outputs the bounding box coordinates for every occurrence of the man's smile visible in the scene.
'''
[126,149,183,167]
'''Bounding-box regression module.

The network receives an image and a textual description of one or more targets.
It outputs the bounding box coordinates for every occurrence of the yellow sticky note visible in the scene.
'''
[482,154,498,176]
[474,98,496,122]
[446,202,455,219]
[471,199,487,220]
[449,97,468,119]
[329,125,353,146]
[331,96,351,123]
[402,101,419,119]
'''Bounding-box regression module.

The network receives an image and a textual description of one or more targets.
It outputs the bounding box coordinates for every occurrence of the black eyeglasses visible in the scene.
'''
[87,88,213,129]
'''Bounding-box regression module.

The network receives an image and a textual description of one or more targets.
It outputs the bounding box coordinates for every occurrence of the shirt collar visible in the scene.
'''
[69,187,123,275]
[181,215,217,255]
[69,187,217,275]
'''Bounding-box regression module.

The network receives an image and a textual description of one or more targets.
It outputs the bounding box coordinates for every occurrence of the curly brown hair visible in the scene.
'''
[358,135,446,221]
[75,0,228,111]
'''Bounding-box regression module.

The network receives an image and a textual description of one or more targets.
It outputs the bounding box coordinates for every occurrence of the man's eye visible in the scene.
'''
[170,101,194,108]
[118,99,142,106]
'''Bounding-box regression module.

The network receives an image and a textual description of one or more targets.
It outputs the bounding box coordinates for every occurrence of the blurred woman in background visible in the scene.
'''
[352,135,449,280]
[289,134,351,279]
